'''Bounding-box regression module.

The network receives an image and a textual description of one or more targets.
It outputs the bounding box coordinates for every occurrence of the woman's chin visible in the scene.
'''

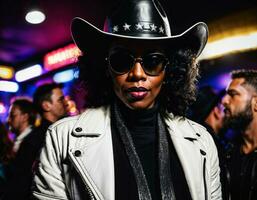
[124,100,154,110]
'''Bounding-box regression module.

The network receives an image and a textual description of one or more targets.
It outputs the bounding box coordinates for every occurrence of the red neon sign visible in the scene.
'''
[44,44,82,71]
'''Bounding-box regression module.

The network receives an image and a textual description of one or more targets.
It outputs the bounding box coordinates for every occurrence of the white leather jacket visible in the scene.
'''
[32,106,221,200]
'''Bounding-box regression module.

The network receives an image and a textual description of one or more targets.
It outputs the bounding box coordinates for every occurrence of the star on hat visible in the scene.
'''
[135,23,143,30]
[113,25,119,32]
[123,23,131,31]
[150,24,157,31]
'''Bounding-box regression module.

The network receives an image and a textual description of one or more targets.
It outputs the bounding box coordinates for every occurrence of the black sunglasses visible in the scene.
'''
[107,49,169,76]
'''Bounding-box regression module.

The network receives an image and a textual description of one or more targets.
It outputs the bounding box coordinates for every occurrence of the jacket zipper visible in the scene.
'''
[85,182,95,200]
[70,170,95,200]
[203,157,207,200]
[72,161,96,200]
[200,149,208,200]
[69,150,99,200]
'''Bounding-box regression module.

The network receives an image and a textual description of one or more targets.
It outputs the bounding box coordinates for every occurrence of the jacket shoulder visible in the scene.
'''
[187,119,207,132]
[165,113,208,138]
[49,114,80,129]
[186,119,217,152]
[48,106,110,134]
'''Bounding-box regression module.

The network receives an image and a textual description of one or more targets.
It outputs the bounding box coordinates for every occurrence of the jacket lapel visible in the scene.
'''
[69,107,115,200]
[165,117,205,200]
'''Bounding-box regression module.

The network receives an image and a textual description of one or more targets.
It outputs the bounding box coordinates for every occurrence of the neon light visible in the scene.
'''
[15,64,42,82]
[0,81,19,92]
[53,69,75,83]
[199,31,257,60]
[0,102,6,114]
[0,66,14,79]
[74,68,80,79]
[44,44,82,71]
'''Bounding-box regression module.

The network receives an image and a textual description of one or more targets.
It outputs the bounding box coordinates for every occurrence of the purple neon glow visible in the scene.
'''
[35,78,53,87]
[0,102,6,114]
[217,73,232,90]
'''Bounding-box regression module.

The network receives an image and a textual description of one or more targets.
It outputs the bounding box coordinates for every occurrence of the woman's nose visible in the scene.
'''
[127,61,147,81]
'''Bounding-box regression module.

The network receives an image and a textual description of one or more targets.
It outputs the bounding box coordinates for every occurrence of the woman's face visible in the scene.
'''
[108,41,166,110]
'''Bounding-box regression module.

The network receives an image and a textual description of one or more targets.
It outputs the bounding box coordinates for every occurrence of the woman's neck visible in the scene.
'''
[118,100,159,129]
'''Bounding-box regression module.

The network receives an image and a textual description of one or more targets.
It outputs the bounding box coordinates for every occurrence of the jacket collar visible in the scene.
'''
[72,106,110,137]
[72,106,199,140]
[165,114,199,140]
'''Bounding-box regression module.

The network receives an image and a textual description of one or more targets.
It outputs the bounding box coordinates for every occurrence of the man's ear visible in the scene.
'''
[42,101,51,112]
[22,112,29,123]
[213,106,222,120]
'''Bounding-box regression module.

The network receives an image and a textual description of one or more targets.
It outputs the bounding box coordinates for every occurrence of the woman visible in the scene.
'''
[32,0,221,199]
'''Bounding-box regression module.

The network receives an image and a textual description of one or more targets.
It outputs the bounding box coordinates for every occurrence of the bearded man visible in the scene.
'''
[222,69,257,200]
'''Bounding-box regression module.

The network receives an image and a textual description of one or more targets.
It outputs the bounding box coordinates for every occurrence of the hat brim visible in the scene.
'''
[71,17,208,58]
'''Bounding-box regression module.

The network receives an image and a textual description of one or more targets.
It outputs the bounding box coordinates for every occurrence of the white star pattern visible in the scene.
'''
[150,24,157,31]
[144,24,150,29]
[159,26,164,33]
[113,25,119,32]
[135,23,143,30]
[112,23,166,34]
[123,23,131,31]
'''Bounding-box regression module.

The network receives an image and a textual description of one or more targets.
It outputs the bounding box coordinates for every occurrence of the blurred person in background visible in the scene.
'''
[1,83,68,200]
[188,86,230,200]
[2,98,37,199]
[0,121,14,196]
[31,0,221,199]
[222,69,257,200]
[189,86,226,139]
[7,98,37,154]
[33,83,68,132]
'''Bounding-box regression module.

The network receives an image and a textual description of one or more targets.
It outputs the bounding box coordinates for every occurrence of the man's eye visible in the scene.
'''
[228,92,237,97]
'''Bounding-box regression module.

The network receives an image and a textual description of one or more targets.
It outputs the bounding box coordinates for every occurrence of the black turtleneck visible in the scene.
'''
[120,102,160,200]
[111,101,192,200]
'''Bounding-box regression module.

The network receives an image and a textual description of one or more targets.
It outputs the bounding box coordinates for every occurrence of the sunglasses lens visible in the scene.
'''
[143,53,167,75]
[109,50,168,76]
[109,51,133,74]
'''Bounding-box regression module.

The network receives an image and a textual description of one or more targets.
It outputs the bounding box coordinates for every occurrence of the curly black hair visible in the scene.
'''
[77,48,199,117]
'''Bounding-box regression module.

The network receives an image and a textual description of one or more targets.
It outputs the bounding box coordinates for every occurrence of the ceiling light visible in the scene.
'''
[198,31,257,60]
[0,81,19,93]
[53,69,75,83]
[0,65,14,79]
[15,64,43,82]
[25,10,45,24]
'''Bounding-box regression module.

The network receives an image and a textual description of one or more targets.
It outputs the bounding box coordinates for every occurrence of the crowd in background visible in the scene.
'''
[0,69,256,199]
[0,83,69,199]
[188,69,257,200]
